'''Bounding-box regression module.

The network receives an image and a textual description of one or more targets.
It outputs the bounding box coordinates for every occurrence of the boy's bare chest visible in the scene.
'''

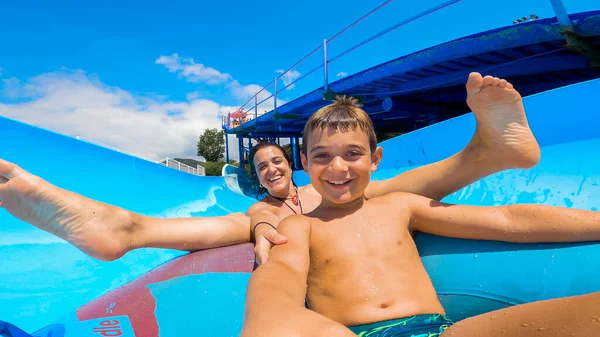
[308,206,413,265]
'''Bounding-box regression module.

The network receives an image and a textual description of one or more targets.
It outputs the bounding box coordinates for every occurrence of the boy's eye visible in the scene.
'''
[313,153,328,159]
[347,151,361,156]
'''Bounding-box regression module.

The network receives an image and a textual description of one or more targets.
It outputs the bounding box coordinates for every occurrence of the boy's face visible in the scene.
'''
[301,127,382,205]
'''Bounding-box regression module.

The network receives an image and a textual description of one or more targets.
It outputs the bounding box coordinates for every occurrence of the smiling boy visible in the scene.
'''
[241,75,600,337]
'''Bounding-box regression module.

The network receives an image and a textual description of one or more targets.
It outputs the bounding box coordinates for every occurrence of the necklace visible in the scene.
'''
[268,187,304,214]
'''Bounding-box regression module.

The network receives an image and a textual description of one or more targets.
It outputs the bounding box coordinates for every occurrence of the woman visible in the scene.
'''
[0,73,542,263]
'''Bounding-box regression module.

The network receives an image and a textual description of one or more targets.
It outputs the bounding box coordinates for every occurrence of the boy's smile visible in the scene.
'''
[302,127,382,206]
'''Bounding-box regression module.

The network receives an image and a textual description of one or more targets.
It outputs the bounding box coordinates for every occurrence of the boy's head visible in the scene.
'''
[301,95,383,205]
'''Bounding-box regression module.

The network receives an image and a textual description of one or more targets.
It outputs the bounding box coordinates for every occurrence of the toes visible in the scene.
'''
[499,79,508,87]
[0,159,20,180]
[482,75,495,86]
[465,72,484,95]
[506,81,514,89]
[491,77,501,86]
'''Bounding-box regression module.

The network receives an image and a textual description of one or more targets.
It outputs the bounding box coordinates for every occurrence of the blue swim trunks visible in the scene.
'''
[348,314,454,337]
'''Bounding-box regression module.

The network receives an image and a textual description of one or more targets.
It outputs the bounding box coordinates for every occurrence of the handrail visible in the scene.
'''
[225,0,463,129]
[326,0,394,43]
[329,0,462,64]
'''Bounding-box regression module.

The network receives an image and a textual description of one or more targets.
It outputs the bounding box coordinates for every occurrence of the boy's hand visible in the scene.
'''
[254,225,288,265]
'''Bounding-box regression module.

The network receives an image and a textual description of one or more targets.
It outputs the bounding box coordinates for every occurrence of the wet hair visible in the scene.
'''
[302,95,377,154]
[248,141,295,199]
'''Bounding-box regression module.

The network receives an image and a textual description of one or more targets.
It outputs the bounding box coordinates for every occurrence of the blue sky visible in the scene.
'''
[0,0,596,161]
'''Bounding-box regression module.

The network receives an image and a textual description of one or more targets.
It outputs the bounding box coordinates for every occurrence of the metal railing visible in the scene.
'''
[161,157,205,176]
[223,0,463,129]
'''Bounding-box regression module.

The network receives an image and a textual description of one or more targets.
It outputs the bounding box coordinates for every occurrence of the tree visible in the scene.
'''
[204,161,226,176]
[197,128,225,162]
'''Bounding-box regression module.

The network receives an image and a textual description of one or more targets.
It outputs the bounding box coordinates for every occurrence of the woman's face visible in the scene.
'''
[253,146,293,195]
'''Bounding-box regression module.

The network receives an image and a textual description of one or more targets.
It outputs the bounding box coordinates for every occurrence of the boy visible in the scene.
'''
[241,78,600,336]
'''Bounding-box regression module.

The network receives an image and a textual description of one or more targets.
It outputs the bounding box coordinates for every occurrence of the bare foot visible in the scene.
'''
[465,72,541,169]
[0,159,134,261]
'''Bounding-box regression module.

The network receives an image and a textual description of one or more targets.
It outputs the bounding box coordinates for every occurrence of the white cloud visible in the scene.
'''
[337,71,348,78]
[276,69,301,90]
[157,53,284,116]
[0,69,240,162]
[0,54,296,165]
[186,91,201,101]
[155,53,232,84]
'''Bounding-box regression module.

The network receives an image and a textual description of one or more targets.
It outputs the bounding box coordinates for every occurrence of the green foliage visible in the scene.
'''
[204,161,226,176]
[376,131,403,143]
[281,143,303,159]
[228,160,240,168]
[197,128,225,162]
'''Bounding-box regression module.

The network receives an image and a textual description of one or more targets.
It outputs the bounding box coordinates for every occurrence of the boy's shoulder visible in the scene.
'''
[277,214,312,237]
[368,191,417,205]
[279,213,312,227]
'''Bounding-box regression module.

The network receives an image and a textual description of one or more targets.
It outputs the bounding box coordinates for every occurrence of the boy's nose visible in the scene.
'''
[329,156,349,172]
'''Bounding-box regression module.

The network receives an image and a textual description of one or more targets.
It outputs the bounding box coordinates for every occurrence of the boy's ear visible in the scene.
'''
[300,152,309,173]
[371,146,383,172]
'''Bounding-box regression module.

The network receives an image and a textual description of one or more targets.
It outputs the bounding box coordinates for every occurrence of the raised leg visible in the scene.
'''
[0,158,251,261]
[366,72,541,201]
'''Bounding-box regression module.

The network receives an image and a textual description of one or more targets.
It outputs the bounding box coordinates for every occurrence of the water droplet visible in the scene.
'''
[357,234,361,238]
[474,254,478,258]
[521,323,530,327]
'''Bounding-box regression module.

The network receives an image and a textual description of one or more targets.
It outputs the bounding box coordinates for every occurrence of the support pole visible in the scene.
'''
[549,0,574,32]
[291,137,301,170]
[274,78,278,112]
[254,94,258,119]
[323,39,329,92]
[225,129,230,164]
[238,137,245,168]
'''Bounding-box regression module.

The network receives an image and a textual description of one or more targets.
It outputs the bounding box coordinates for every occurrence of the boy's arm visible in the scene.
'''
[245,215,311,315]
[402,193,600,243]
[365,150,498,201]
